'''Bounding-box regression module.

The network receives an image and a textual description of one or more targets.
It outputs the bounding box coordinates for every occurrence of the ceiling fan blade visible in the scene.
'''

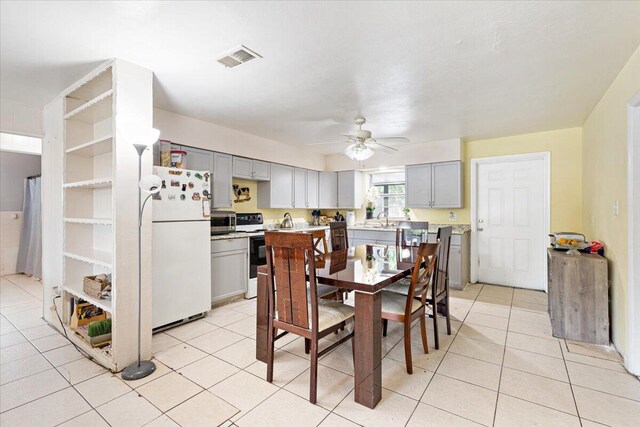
[368,141,399,153]
[374,136,411,144]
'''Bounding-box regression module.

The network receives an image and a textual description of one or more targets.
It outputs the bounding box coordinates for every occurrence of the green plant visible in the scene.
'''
[87,318,112,337]
[402,207,410,214]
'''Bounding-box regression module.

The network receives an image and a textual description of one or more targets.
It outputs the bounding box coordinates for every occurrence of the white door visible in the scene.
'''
[476,157,547,289]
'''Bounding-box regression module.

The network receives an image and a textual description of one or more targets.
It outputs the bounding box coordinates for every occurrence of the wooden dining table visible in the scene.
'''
[255,244,421,409]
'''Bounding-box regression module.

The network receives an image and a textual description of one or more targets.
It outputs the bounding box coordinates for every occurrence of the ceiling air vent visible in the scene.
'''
[217,45,262,68]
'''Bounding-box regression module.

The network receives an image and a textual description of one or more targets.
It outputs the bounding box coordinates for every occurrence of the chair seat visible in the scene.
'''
[316,300,355,331]
[384,278,432,299]
[381,291,423,316]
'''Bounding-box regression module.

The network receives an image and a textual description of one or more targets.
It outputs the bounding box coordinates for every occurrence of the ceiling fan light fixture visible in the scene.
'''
[345,143,374,161]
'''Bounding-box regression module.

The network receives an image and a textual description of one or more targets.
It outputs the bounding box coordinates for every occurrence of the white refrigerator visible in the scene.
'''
[152,166,211,329]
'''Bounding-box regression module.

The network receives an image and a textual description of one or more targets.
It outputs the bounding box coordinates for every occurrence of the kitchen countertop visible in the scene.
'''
[211,223,470,240]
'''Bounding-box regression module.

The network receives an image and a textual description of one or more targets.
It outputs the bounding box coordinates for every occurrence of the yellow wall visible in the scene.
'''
[223,179,314,225]
[582,46,640,356]
[407,128,584,232]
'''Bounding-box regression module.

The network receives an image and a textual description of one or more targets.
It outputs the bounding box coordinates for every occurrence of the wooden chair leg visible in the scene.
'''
[445,296,452,335]
[304,338,310,354]
[420,312,429,354]
[382,319,388,337]
[266,326,275,383]
[310,339,318,404]
[403,321,413,374]
[432,303,440,350]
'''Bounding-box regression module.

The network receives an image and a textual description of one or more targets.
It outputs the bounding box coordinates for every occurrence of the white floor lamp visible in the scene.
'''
[123,128,161,381]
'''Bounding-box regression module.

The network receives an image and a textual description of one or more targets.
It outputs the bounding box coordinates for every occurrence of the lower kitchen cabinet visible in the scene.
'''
[211,238,248,303]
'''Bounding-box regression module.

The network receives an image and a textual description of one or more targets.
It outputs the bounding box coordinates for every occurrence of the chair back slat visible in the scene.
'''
[330,222,349,251]
[396,221,429,247]
[406,243,439,308]
[434,226,452,297]
[265,232,317,331]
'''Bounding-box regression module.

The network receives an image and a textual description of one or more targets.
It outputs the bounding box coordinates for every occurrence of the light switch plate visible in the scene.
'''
[612,200,619,216]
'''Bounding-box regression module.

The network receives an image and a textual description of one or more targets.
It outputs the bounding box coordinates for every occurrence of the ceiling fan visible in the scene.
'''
[309,115,411,161]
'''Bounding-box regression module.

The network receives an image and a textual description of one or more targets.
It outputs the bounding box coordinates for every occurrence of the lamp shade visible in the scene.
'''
[345,143,374,161]
[130,128,161,147]
[139,175,162,194]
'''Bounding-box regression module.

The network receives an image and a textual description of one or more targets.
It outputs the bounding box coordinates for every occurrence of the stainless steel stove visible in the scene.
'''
[236,213,265,298]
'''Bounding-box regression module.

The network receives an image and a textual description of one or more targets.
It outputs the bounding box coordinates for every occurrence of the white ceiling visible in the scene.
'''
[2,1,639,154]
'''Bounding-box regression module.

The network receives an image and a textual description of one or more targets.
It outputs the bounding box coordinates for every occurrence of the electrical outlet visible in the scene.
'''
[612,200,619,216]
[449,211,456,221]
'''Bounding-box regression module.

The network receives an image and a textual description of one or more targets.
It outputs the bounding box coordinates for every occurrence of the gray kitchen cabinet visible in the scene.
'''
[432,161,463,208]
[405,161,463,209]
[183,146,213,174]
[319,171,338,209]
[337,170,363,209]
[253,160,271,181]
[232,156,271,181]
[405,164,432,208]
[211,238,248,303]
[213,152,233,208]
[232,156,253,179]
[294,168,307,209]
[306,170,319,209]
[258,163,294,208]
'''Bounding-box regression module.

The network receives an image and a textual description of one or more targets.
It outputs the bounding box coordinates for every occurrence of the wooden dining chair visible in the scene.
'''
[428,226,453,349]
[381,243,438,374]
[309,229,342,300]
[395,220,429,247]
[329,221,349,251]
[264,231,355,403]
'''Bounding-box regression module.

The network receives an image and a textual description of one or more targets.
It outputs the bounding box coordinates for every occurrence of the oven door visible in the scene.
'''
[249,235,266,279]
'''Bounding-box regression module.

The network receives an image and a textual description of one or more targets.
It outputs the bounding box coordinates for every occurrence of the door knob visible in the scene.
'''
[478,228,484,231]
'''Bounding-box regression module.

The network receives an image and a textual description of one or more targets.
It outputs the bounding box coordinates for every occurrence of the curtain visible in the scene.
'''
[16,176,42,278]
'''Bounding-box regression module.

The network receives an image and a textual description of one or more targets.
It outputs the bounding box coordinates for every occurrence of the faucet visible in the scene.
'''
[376,211,389,227]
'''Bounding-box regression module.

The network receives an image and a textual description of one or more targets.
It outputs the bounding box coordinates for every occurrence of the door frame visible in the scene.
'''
[626,90,640,375]
[470,152,551,289]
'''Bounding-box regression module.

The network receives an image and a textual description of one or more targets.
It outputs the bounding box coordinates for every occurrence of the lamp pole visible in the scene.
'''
[122,143,157,380]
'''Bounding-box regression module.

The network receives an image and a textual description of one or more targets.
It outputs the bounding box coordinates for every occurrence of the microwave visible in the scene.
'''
[210,211,236,235]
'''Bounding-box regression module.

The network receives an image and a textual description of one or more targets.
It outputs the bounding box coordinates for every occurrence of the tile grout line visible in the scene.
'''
[403,284,484,427]
[490,286,514,427]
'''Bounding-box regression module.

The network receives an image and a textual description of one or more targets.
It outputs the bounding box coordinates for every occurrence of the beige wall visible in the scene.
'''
[154,108,326,171]
[582,46,640,357]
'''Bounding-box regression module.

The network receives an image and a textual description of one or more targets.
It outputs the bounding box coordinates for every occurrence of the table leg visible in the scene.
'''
[353,291,382,408]
[256,271,268,363]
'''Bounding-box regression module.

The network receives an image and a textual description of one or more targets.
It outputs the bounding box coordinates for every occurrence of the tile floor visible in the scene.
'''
[2,273,640,426]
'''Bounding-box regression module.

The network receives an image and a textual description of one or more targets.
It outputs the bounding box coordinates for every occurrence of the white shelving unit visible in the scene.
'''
[46,59,154,371]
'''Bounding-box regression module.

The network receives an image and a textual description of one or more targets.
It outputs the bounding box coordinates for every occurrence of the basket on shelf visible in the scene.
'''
[83,274,110,299]
[70,302,107,329]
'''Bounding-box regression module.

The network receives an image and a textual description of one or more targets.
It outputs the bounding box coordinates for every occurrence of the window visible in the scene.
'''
[369,170,405,218]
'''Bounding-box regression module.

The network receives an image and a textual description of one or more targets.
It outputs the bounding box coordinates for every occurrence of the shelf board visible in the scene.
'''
[64,218,112,225]
[63,177,112,189]
[63,284,112,312]
[65,89,113,124]
[64,248,112,268]
[66,135,113,157]
[67,66,112,102]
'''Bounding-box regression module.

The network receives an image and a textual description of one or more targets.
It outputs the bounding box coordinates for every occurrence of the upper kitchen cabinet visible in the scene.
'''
[307,170,319,209]
[292,168,320,209]
[405,161,463,209]
[293,168,307,209]
[213,152,233,208]
[258,163,293,208]
[432,161,463,208]
[337,170,363,209]
[183,146,213,173]
[232,156,271,181]
[319,171,338,209]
